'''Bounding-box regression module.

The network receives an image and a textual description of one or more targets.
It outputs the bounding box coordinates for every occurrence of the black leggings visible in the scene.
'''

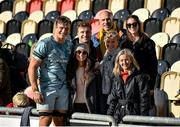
[73,103,88,113]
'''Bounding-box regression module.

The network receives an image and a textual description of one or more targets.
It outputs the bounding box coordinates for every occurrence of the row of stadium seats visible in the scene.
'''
[0,0,180,17]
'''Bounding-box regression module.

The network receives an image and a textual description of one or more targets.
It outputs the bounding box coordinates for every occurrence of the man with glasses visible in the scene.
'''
[28,16,73,126]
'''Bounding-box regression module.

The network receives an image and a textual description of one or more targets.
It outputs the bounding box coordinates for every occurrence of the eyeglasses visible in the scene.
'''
[76,50,87,55]
[126,22,138,28]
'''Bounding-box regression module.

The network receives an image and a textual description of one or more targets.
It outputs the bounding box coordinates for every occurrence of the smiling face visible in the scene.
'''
[99,11,113,31]
[53,23,70,43]
[126,18,139,35]
[77,26,92,44]
[105,37,119,52]
[76,50,88,63]
[119,54,132,72]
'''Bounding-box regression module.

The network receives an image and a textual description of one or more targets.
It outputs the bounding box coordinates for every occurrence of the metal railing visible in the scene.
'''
[0,106,38,115]
[1,106,180,126]
[122,115,180,126]
[71,112,117,126]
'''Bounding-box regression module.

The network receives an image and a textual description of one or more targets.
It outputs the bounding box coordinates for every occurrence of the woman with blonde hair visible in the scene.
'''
[107,48,150,123]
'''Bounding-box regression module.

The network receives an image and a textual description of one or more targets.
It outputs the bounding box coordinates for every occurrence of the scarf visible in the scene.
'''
[97,23,118,55]
[97,23,124,56]
[121,71,129,84]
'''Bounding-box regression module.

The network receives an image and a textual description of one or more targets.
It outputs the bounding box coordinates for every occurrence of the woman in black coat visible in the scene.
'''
[120,15,157,91]
[107,49,150,123]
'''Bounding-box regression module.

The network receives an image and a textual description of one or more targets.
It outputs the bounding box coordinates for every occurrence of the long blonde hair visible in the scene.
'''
[113,49,140,76]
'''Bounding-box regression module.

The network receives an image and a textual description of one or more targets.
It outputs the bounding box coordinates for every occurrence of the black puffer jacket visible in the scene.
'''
[120,33,157,90]
[107,69,150,123]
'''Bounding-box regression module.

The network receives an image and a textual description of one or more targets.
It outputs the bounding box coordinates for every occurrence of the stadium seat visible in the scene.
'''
[132,8,150,22]
[75,0,92,16]
[0,0,13,12]
[6,19,21,36]
[151,8,170,21]
[151,32,170,59]
[58,0,75,15]
[43,0,57,16]
[45,10,60,23]
[0,10,12,23]
[162,43,180,67]
[155,59,169,88]
[160,71,180,118]
[22,33,37,46]
[14,11,29,23]
[13,0,28,16]
[157,59,169,75]
[170,33,180,44]
[38,33,53,42]
[38,19,53,39]
[113,9,130,21]
[113,19,124,31]
[170,7,180,19]
[127,0,144,14]
[164,0,180,12]
[21,19,37,39]
[108,0,127,15]
[28,10,44,23]
[62,10,77,22]
[5,33,21,46]
[78,10,94,21]
[0,33,6,42]
[171,60,180,72]
[28,0,43,14]
[144,0,164,15]
[0,20,5,34]
[143,18,162,37]
[92,0,108,15]
[162,17,180,39]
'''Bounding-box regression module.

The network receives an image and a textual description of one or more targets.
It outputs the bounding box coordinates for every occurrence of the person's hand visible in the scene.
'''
[33,91,44,104]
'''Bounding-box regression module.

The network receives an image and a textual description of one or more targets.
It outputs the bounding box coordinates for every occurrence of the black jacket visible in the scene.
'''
[107,69,150,123]
[120,33,157,90]
[69,70,102,114]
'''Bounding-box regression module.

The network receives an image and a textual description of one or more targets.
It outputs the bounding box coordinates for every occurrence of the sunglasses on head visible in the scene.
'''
[126,22,138,28]
[76,50,87,55]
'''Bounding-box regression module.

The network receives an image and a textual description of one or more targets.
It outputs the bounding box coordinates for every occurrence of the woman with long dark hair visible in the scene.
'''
[68,43,101,113]
[120,15,157,111]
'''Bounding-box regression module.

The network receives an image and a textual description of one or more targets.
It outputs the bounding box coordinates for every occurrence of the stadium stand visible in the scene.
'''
[171,60,180,72]
[127,0,144,14]
[28,0,43,14]
[14,11,29,23]
[160,71,180,118]
[13,0,28,16]
[6,19,21,36]
[58,0,75,15]
[151,8,170,21]
[28,10,44,23]
[108,0,126,15]
[170,33,180,44]
[0,10,12,23]
[143,18,162,37]
[0,0,13,13]
[144,0,164,15]
[162,17,180,39]
[75,0,92,16]
[151,32,170,59]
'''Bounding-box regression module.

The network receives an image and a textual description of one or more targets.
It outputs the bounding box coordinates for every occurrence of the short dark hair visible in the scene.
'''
[54,16,71,27]
[77,21,92,30]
